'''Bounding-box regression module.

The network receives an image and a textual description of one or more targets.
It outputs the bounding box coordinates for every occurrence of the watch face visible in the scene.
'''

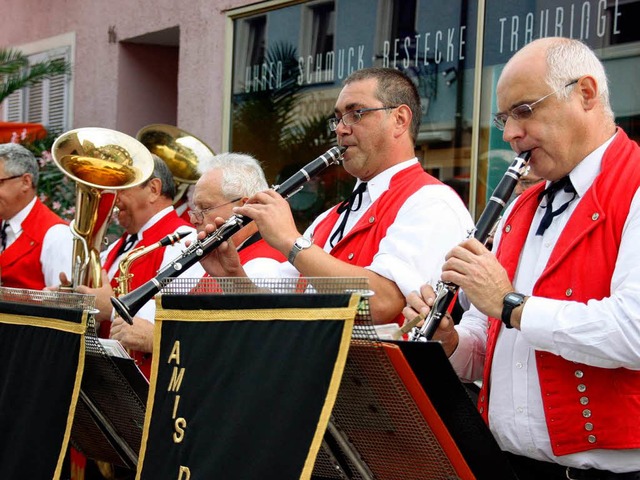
[295,237,312,249]
[505,292,524,305]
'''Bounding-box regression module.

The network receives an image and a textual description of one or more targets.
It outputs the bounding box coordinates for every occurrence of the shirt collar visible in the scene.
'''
[137,206,175,241]
[554,132,617,198]
[358,157,419,202]
[5,196,36,233]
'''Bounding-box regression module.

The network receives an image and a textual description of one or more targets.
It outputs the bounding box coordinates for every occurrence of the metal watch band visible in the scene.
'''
[287,237,312,264]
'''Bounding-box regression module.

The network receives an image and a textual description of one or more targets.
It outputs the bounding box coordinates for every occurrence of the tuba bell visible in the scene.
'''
[52,127,155,288]
[136,124,215,207]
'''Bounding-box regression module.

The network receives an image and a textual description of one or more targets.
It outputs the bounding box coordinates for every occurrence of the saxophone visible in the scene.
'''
[113,231,191,312]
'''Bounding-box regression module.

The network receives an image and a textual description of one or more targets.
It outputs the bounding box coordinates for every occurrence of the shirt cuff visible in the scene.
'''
[448,327,473,379]
[519,296,565,351]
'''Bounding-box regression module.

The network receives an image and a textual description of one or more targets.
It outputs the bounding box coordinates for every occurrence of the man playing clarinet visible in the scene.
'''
[405,37,640,480]
[200,67,474,326]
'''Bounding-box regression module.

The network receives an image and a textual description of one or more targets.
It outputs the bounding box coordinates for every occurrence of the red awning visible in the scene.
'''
[0,121,47,143]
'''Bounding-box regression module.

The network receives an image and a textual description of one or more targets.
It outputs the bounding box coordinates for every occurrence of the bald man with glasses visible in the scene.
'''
[0,143,72,288]
[406,37,640,480]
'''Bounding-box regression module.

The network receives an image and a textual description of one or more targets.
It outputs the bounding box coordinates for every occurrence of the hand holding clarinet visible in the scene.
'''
[400,150,531,345]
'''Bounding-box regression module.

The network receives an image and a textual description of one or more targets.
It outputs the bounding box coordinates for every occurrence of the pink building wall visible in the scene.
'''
[0,0,251,151]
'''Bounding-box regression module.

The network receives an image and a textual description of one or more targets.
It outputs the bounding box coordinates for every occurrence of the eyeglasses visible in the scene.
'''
[328,106,399,132]
[0,174,22,186]
[492,79,579,130]
[188,197,241,223]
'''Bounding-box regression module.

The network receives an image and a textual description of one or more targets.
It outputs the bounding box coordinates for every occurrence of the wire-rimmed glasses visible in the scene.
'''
[188,197,241,223]
[493,79,579,130]
[328,106,399,132]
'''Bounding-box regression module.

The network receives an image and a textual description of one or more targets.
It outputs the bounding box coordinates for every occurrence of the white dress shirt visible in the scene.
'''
[277,158,475,297]
[102,206,205,323]
[3,197,73,287]
[450,134,640,472]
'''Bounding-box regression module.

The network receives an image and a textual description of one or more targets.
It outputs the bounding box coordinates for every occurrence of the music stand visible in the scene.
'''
[70,322,149,470]
[311,325,516,479]
[0,287,91,480]
[135,277,365,480]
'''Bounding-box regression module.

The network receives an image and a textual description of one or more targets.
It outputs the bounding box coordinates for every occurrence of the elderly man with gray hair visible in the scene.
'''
[190,152,285,278]
[0,143,72,288]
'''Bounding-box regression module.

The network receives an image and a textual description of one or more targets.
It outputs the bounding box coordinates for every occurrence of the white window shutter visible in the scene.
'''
[4,90,24,122]
[1,45,70,132]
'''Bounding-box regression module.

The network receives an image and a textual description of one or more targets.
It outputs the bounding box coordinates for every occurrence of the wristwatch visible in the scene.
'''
[287,236,313,265]
[501,292,526,328]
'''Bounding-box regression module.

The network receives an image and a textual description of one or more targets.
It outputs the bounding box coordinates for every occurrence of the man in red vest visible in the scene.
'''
[75,155,205,378]
[190,152,285,282]
[199,67,474,326]
[406,37,640,479]
[0,143,72,288]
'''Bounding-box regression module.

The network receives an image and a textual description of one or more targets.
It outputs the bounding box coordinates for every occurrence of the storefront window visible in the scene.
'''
[229,0,477,228]
[479,0,640,214]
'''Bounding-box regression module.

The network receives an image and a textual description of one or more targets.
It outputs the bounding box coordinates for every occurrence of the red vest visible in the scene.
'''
[193,235,285,293]
[0,199,66,289]
[238,237,286,264]
[478,129,640,455]
[105,209,191,379]
[313,163,443,325]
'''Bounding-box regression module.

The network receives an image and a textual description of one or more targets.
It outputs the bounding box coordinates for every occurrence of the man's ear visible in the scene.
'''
[22,173,34,190]
[393,104,413,138]
[146,177,163,201]
[577,75,598,111]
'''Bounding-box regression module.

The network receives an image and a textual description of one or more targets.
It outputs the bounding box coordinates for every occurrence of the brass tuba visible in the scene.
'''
[136,124,215,206]
[52,127,155,288]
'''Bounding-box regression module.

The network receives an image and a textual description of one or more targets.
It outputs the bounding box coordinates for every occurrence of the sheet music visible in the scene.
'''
[98,338,131,359]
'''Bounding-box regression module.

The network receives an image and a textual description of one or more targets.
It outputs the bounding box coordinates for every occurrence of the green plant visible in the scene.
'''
[0,48,71,103]
[9,127,76,220]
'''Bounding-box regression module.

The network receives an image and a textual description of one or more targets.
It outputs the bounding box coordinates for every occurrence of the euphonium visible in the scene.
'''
[52,128,155,288]
[136,124,215,206]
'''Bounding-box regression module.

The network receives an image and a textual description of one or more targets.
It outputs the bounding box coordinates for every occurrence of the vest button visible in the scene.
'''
[368,216,375,224]
[347,253,354,260]
[565,288,573,297]
[479,407,484,414]
[592,213,599,221]
[582,409,592,418]
[574,370,584,378]
[579,396,589,405]
[584,422,594,431]
[505,225,511,233]
[587,434,597,443]
[577,384,587,392]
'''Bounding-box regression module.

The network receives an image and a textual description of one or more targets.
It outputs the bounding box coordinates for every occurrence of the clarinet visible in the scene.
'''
[406,150,531,342]
[111,145,346,324]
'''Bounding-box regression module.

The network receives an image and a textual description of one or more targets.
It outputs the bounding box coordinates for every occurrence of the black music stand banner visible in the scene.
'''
[137,286,359,480]
[0,288,89,480]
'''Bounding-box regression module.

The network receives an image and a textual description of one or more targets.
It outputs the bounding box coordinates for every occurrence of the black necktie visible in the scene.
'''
[116,233,138,257]
[330,182,368,247]
[0,222,9,252]
[535,177,577,235]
